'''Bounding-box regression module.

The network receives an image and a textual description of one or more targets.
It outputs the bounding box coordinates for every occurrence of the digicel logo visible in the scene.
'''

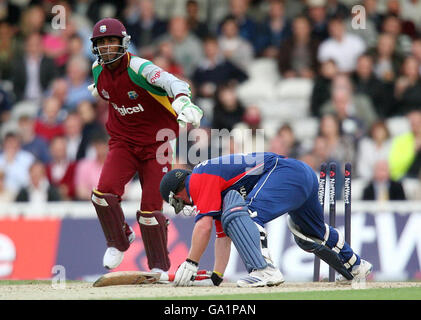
[112,102,145,116]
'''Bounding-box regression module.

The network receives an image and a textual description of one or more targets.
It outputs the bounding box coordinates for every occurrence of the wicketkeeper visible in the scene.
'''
[88,18,203,275]
[160,152,372,287]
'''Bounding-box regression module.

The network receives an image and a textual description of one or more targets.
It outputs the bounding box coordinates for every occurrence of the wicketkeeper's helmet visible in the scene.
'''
[91,18,131,64]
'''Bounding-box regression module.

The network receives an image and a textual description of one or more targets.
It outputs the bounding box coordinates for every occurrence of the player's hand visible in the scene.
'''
[88,83,99,97]
[173,259,198,286]
[172,96,203,128]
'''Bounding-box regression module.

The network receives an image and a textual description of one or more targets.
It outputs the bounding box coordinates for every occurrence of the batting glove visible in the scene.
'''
[88,83,99,97]
[173,259,199,287]
[191,270,224,287]
[172,96,203,128]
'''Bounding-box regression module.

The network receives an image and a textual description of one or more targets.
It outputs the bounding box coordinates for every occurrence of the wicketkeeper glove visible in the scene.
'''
[171,95,203,128]
[88,83,99,97]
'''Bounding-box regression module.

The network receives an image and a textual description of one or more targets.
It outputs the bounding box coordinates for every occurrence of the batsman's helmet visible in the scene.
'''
[160,169,191,203]
[91,18,131,64]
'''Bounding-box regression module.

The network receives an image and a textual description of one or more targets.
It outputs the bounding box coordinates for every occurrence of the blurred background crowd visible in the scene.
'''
[1,0,421,204]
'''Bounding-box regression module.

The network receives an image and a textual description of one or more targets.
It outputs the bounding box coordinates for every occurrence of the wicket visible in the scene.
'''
[313,161,352,282]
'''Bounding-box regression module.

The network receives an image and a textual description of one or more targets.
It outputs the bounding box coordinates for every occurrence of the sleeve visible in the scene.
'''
[141,63,191,99]
[190,174,224,222]
[91,60,102,86]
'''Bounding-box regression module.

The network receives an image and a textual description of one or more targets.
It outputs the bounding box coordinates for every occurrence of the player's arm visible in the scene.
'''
[141,62,203,128]
[188,215,213,263]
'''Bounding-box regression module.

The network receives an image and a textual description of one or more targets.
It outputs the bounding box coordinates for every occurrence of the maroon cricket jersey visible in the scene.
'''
[92,53,179,147]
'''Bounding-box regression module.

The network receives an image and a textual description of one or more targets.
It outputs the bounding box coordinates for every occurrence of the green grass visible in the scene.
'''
[154,287,421,300]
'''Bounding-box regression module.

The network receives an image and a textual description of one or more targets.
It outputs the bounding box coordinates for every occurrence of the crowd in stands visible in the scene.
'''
[1,0,421,204]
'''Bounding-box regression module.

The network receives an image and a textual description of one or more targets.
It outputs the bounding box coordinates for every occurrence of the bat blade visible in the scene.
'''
[93,271,161,287]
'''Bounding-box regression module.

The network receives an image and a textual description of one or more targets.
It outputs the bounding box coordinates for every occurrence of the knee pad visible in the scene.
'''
[287,216,353,280]
[137,210,171,271]
[221,190,267,273]
[91,189,130,251]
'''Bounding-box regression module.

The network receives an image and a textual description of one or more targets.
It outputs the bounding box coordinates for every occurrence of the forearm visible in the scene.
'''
[213,236,231,275]
[188,216,213,263]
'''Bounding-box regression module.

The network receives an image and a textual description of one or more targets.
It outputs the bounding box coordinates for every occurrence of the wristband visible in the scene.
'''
[186,258,199,267]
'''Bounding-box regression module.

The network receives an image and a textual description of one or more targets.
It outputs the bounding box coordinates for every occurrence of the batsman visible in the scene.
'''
[88,18,203,274]
[160,152,372,287]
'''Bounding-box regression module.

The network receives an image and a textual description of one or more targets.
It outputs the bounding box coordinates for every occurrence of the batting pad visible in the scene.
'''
[221,190,267,273]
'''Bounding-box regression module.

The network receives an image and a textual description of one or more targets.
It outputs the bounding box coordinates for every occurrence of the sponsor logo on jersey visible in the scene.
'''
[150,70,161,83]
[127,91,139,100]
[101,89,110,99]
[111,102,144,116]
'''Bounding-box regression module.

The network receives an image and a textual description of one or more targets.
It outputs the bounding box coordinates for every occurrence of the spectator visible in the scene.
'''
[257,0,292,57]
[278,14,320,78]
[34,97,66,143]
[63,112,85,161]
[325,0,349,19]
[18,5,47,39]
[306,0,329,42]
[18,115,51,164]
[65,55,96,111]
[389,109,421,181]
[11,32,58,102]
[15,161,61,202]
[211,83,245,131]
[218,16,254,72]
[46,135,78,200]
[362,160,406,201]
[221,0,260,52]
[369,32,403,84]
[384,0,417,40]
[310,59,338,117]
[394,55,421,115]
[363,0,383,32]
[268,123,303,158]
[0,132,35,195]
[74,132,109,200]
[401,0,421,34]
[49,78,69,108]
[356,120,392,180]
[156,16,203,78]
[186,0,209,40]
[318,113,356,168]
[0,0,21,25]
[232,105,267,154]
[381,14,413,55]
[410,37,421,75]
[351,54,395,118]
[321,74,378,138]
[0,85,11,124]
[125,0,167,55]
[0,169,14,203]
[0,20,18,81]
[317,15,366,73]
[192,35,248,99]
[76,100,105,158]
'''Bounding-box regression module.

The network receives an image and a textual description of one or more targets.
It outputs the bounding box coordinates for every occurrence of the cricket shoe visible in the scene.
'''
[336,259,373,284]
[103,226,135,269]
[237,265,284,288]
[151,268,170,284]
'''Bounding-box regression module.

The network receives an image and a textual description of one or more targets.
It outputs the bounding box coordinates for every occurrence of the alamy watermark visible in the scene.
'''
[51,265,66,289]
[351,5,366,30]
[51,5,66,30]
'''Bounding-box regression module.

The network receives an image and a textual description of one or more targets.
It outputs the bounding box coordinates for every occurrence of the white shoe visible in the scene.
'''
[237,265,284,288]
[103,247,124,269]
[336,259,373,284]
[151,268,170,284]
[103,226,135,269]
